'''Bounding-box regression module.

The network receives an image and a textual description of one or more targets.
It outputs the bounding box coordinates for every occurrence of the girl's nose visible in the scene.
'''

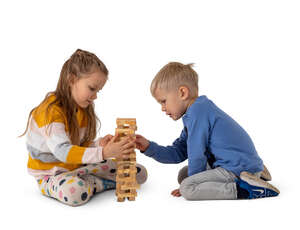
[92,93,97,100]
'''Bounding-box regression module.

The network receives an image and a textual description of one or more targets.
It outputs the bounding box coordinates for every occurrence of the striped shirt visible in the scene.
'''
[26,94,103,179]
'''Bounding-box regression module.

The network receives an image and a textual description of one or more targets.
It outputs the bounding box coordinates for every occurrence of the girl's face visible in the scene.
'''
[70,71,107,108]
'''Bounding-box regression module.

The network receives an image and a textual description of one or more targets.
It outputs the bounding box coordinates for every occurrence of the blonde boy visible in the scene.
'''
[135,62,279,200]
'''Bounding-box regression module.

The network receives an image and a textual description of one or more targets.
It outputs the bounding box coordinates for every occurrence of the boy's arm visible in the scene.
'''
[142,128,188,163]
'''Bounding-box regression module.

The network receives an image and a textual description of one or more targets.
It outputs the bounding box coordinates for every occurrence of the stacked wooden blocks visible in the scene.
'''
[115,118,140,202]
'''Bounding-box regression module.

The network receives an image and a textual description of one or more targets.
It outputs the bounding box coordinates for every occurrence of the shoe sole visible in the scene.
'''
[261,164,272,181]
[240,171,280,194]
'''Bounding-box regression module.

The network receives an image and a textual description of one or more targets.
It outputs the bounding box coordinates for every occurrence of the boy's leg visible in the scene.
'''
[177,166,188,184]
[177,164,212,184]
[179,167,238,200]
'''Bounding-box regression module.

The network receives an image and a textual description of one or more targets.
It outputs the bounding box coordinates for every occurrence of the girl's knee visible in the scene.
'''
[55,177,93,206]
[136,163,148,184]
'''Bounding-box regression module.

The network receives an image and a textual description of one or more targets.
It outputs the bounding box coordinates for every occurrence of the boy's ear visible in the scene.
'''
[178,86,189,100]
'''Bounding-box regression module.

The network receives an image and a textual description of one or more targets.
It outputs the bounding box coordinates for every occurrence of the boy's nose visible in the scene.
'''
[161,106,166,112]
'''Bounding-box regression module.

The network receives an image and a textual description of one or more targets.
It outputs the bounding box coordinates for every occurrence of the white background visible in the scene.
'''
[1,0,299,229]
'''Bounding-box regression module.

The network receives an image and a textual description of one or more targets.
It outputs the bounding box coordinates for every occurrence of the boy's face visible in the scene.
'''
[154,87,189,121]
[70,71,107,108]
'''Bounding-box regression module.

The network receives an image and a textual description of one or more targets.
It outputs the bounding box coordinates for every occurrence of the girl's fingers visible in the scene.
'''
[122,148,135,154]
[110,133,119,142]
[122,140,136,149]
[118,136,130,145]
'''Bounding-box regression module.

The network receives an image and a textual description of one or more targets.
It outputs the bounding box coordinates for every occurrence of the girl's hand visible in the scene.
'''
[102,134,136,160]
[135,134,150,152]
[99,134,113,147]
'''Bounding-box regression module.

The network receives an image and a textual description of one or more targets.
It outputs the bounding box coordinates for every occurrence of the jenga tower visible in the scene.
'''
[115,118,140,202]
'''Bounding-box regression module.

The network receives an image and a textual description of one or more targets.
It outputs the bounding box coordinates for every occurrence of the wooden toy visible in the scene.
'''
[115,118,140,202]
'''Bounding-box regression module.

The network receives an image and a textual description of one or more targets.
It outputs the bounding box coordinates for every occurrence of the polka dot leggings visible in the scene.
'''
[37,159,148,206]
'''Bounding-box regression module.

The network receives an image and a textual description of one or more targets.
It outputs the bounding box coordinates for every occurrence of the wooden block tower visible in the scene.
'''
[115,118,140,202]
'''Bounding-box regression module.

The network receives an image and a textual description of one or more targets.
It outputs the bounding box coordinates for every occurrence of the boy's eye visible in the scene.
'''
[89,86,96,91]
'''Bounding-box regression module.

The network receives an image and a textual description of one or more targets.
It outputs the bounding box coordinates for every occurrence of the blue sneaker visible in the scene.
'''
[236,171,280,199]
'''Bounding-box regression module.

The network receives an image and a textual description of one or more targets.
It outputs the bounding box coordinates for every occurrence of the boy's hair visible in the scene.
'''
[150,62,198,97]
[20,49,108,145]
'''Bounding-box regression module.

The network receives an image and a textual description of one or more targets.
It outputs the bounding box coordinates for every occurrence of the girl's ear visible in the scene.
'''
[68,74,77,85]
[178,86,189,100]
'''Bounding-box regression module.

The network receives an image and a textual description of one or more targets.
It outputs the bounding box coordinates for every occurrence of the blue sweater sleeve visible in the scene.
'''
[185,116,210,176]
[142,128,188,163]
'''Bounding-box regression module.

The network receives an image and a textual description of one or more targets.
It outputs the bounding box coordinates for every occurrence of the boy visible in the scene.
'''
[135,62,279,200]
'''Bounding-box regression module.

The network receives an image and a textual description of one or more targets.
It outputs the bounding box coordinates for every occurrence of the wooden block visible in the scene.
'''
[117,197,125,202]
[117,191,137,198]
[115,128,135,135]
[121,183,140,190]
[115,118,139,202]
[116,118,136,125]
[117,168,137,174]
[116,174,136,181]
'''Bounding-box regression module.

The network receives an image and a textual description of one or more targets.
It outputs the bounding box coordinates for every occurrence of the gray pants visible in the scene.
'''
[178,165,238,200]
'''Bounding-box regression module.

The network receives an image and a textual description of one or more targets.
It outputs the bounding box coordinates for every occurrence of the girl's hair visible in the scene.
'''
[150,62,198,98]
[20,49,109,145]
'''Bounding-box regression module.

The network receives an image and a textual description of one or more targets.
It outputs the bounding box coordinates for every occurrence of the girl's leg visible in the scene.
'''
[86,160,148,184]
[37,173,94,206]
[179,167,238,200]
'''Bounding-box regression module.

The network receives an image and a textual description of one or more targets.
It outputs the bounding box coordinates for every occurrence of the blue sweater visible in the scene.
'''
[143,95,263,176]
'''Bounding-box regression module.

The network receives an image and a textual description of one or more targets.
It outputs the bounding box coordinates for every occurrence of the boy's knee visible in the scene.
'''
[178,165,188,184]
[179,178,195,200]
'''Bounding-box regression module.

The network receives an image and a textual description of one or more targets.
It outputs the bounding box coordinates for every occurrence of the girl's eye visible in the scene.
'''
[89,86,95,91]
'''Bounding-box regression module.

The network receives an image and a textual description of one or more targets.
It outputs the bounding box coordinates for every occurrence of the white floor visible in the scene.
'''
[4,151,298,230]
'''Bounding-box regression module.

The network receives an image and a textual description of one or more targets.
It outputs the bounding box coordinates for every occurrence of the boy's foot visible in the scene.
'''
[171,188,182,197]
[261,164,272,181]
[236,171,280,199]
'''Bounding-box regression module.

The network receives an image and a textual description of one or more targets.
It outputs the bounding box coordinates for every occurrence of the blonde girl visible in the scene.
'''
[21,49,147,206]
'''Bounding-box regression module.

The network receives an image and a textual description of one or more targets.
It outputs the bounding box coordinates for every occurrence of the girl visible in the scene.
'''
[21,49,147,206]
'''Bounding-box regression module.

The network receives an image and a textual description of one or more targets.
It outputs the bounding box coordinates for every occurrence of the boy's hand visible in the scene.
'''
[171,188,182,197]
[135,134,150,152]
[99,134,113,147]
[102,134,135,160]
